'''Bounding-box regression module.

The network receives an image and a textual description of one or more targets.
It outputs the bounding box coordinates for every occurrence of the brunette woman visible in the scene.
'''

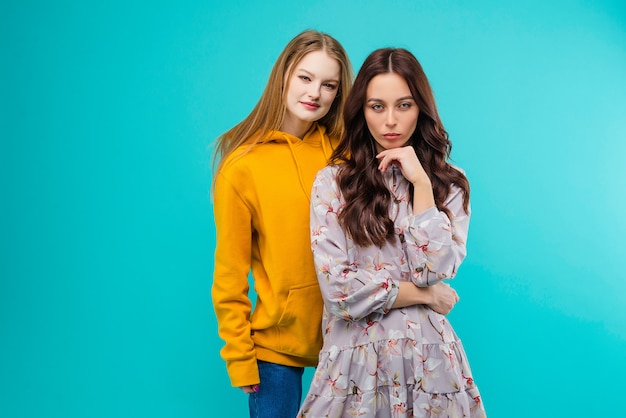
[298,48,486,418]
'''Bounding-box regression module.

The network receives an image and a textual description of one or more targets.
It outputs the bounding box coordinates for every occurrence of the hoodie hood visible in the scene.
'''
[257,123,333,201]
[258,122,327,145]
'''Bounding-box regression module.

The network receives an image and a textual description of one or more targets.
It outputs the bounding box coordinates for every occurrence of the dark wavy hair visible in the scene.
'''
[331,48,470,247]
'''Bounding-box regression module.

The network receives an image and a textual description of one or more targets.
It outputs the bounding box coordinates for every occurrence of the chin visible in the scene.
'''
[302,114,322,122]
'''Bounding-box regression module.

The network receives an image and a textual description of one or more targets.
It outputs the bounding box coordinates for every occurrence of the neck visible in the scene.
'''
[280,119,313,139]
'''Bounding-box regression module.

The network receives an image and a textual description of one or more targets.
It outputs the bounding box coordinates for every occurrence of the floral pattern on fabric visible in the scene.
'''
[298,164,486,418]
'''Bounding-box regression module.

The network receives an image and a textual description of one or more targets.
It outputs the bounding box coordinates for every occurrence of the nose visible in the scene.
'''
[385,109,396,127]
[307,83,321,100]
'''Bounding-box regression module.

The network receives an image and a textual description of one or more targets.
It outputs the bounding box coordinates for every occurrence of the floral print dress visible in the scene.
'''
[298,164,486,418]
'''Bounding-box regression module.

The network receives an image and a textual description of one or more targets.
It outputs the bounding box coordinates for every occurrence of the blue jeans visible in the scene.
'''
[249,360,304,418]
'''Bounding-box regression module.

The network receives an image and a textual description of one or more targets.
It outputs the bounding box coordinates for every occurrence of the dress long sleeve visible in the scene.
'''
[310,168,401,322]
[400,183,470,287]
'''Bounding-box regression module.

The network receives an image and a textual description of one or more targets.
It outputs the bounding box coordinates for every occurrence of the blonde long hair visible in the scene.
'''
[212,30,353,173]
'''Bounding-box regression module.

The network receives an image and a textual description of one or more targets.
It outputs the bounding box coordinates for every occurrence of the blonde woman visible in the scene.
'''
[211,30,352,418]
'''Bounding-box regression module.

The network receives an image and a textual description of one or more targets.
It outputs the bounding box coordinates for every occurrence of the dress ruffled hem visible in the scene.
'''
[298,338,486,417]
[299,384,485,418]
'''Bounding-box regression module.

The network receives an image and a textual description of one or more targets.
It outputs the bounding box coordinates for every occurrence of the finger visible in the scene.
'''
[378,155,393,172]
[240,385,259,394]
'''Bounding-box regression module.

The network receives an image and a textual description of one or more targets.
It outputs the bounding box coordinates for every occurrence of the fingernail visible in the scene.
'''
[253,385,259,392]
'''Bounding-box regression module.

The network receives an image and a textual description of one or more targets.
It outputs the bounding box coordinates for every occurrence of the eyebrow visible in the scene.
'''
[297,68,339,83]
[367,96,415,103]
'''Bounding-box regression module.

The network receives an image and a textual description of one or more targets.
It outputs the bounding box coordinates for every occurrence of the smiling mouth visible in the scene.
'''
[301,101,320,109]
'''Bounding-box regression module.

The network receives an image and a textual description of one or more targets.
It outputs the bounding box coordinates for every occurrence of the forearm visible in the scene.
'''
[411,182,435,214]
[391,281,459,314]
[404,187,470,286]
[316,259,399,321]
[390,281,432,308]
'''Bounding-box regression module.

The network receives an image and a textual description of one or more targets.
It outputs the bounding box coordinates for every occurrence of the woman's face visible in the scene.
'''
[281,50,340,138]
[364,72,419,153]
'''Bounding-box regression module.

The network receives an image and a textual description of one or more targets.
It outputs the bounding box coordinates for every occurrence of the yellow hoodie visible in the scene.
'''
[212,123,336,387]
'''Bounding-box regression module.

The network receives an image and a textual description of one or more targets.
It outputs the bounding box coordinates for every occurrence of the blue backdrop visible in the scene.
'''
[2,1,625,417]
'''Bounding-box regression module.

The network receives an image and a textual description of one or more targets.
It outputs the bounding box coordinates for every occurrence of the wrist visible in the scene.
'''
[422,286,434,305]
[411,178,432,189]
[413,283,433,305]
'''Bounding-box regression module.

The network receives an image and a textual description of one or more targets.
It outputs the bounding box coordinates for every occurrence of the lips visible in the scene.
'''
[301,101,320,110]
[383,133,401,140]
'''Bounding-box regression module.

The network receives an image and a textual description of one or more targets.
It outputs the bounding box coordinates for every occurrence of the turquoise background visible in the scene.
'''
[2,0,625,417]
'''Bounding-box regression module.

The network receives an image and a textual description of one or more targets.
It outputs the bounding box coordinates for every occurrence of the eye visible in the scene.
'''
[371,104,383,111]
[398,102,412,110]
[298,75,311,82]
[323,82,338,90]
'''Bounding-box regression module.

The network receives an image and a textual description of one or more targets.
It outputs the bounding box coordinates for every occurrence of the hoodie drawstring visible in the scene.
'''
[285,133,310,203]
[319,124,330,162]
[284,124,330,203]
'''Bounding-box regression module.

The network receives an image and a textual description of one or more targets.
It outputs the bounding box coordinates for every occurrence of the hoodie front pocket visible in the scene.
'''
[276,284,323,357]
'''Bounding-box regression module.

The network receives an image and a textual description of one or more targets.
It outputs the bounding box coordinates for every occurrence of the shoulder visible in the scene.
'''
[315,164,341,183]
[312,165,344,202]
[218,147,249,175]
[219,137,274,171]
[450,164,466,176]
[313,164,340,191]
[443,165,470,210]
[448,164,469,191]
[217,144,269,189]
